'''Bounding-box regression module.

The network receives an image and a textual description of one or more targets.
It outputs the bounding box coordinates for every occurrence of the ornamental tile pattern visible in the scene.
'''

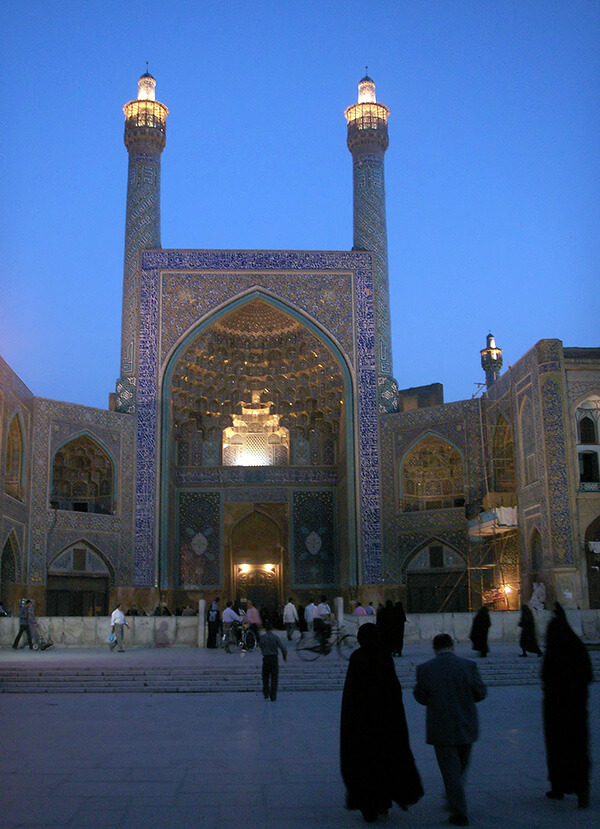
[352,152,394,395]
[379,399,484,582]
[120,152,162,380]
[135,249,383,586]
[28,399,135,586]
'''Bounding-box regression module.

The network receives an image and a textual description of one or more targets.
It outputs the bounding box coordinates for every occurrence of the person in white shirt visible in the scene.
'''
[110,603,129,652]
[315,595,332,650]
[222,601,243,630]
[283,598,299,641]
[304,600,317,632]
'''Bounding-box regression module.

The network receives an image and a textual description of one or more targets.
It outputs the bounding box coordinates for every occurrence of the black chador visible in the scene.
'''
[469,605,491,656]
[518,604,541,657]
[340,624,423,822]
[542,602,592,809]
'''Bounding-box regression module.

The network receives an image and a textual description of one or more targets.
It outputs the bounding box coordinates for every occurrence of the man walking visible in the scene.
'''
[12,599,34,650]
[258,620,287,701]
[283,597,299,641]
[414,633,487,826]
[109,603,129,652]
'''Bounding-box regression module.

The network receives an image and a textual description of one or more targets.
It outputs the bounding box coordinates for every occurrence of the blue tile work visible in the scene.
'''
[28,400,135,586]
[352,150,397,413]
[379,399,485,583]
[116,150,162,412]
[134,249,383,586]
[178,491,221,588]
[537,347,574,566]
[0,357,34,577]
[292,490,335,586]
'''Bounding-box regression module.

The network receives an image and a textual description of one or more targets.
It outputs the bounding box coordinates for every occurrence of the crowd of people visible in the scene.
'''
[341,601,593,825]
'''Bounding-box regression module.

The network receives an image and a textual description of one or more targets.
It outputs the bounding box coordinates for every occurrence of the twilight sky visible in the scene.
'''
[1,1,598,410]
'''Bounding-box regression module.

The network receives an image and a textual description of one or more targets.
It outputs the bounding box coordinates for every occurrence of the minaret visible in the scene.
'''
[480,332,503,388]
[345,73,397,413]
[116,70,169,414]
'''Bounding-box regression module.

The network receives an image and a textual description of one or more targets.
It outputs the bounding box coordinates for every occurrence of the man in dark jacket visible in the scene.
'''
[12,599,33,650]
[414,633,487,826]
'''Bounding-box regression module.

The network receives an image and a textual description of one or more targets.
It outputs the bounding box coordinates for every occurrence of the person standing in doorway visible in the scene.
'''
[109,603,129,652]
[259,620,287,701]
[414,633,487,826]
[12,599,33,650]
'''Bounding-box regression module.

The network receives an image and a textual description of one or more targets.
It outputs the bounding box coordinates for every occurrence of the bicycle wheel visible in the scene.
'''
[224,638,238,654]
[338,633,359,659]
[244,630,256,651]
[296,639,320,661]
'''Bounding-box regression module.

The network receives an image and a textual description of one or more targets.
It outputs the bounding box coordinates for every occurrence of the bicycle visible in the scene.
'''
[222,621,257,653]
[296,621,358,661]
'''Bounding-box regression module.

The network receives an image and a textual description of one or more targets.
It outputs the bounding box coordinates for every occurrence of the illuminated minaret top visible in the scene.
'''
[123,70,169,152]
[344,73,390,153]
[116,71,169,413]
[345,73,397,413]
[480,332,503,388]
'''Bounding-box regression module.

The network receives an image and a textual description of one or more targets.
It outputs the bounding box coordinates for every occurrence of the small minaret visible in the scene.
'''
[480,332,503,388]
[345,73,397,412]
[116,70,169,414]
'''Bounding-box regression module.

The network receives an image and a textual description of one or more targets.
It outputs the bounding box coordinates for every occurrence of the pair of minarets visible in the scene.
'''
[116,72,398,413]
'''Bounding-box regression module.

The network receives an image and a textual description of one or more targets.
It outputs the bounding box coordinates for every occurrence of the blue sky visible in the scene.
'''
[1,1,598,409]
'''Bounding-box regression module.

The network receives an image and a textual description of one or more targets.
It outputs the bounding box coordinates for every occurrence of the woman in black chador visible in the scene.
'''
[340,623,423,822]
[518,603,541,657]
[469,604,491,657]
[392,601,408,656]
[542,602,592,809]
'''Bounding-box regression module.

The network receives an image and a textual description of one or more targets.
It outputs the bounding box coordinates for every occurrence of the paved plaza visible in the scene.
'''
[0,644,598,828]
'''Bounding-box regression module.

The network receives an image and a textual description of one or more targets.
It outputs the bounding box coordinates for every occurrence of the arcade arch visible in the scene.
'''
[161,296,353,599]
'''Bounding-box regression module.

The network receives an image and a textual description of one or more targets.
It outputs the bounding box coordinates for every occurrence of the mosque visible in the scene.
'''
[1,73,599,617]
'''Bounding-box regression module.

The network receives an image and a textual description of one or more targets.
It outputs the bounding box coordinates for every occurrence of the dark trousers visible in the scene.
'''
[434,743,472,819]
[262,655,279,700]
[13,625,33,649]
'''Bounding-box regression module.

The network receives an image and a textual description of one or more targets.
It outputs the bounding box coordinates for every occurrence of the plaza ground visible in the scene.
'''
[0,644,598,828]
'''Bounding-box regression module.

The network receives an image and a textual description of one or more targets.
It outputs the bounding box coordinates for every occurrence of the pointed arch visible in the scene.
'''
[1,530,20,603]
[491,412,516,491]
[4,411,26,501]
[519,395,537,485]
[399,433,465,512]
[159,291,358,590]
[50,433,115,514]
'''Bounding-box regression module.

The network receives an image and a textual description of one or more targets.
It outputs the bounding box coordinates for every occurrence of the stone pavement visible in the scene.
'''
[0,643,598,827]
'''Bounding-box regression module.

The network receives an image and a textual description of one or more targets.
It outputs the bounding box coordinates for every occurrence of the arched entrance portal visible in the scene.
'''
[161,295,355,600]
[229,508,285,611]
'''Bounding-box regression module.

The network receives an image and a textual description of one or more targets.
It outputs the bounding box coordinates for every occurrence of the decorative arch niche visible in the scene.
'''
[491,413,516,492]
[400,434,465,512]
[168,298,345,470]
[4,414,25,501]
[50,435,115,515]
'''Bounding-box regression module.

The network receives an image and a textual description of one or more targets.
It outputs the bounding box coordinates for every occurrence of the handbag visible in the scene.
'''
[109,633,115,643]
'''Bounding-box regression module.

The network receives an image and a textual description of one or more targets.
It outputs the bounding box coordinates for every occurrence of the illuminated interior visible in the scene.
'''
[170,299,344,468]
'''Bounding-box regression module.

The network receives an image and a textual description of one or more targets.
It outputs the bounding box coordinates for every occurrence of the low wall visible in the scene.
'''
[1,608,599,648]
[0,615,201,649]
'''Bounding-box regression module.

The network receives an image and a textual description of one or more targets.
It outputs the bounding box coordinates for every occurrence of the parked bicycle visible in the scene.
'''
[296,622,358,661]
[222,621,257,653]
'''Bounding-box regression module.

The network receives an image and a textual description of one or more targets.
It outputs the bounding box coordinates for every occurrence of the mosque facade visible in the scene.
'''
[1,74,599,617]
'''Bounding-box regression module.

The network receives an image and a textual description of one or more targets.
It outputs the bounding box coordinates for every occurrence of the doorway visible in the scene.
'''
[229,506,286,612]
